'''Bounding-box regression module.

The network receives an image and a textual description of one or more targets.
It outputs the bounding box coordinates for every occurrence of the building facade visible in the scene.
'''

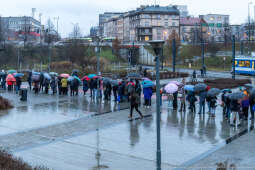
[103,5,180,42]
[180,17,208,43]
[199,14,230,42]
[1,16,41,41]
[169,5,188,17]
[99,12,124,37]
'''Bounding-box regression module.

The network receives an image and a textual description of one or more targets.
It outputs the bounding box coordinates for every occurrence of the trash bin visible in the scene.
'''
[20,88,27,101]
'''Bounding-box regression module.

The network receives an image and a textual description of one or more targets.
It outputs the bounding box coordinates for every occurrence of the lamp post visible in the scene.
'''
[232,35,236,80]
[149,40,164,170]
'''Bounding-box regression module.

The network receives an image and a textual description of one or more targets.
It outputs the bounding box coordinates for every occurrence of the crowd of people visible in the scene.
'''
[1,70,255,125]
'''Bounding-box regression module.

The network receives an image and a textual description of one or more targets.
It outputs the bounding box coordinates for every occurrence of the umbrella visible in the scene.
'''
[49,72,58,76]
[6,74,16,82]
[244,84,255,89]
[0,72,6,76]
[184,85,194,91]
[13,73,24,78]
[164,83,178,94]
[32,74,40,81]
[88,74,97,79]
[228,92,245,100]
[73,75,81,83]
[67,76,75,82]
[60,73,70,78]
[169,81,183,87]
[111,80,118,86]
[127,73,141,79]
[142,80,154,88]
[207,88,221,97]
[72,69,79,73]
[142,77,151,81]
[32,72,41,75]
[194,83,207,92]
[81,76,90,81]
[43,73,51,80]
[221,89,232,93]
[7,70,17,74]
[103,77,112,83]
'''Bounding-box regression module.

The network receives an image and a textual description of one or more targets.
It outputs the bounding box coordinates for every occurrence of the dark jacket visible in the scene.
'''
[143,87,152,100]
[83,80,89,91]
[230,100,240,112]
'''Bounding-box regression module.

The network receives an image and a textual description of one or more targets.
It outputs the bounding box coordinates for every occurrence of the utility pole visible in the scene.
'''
[232,35,236,80]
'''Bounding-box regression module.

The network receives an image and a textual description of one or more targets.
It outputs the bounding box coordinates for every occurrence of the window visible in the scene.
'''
[210,17,214,21]
[145,21,150,27]
[165,22,168,27]
[157,15,161,19]
[238,60,250,67]
[172,22,176,26]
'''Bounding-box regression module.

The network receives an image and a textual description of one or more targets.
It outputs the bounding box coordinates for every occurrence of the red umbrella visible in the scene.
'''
[128,82,135,86]
[6,74,16,82]
[81,76,90,81]
[60,73,70,78]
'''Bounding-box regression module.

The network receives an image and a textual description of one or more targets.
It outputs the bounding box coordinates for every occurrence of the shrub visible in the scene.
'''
[0,96,13,110]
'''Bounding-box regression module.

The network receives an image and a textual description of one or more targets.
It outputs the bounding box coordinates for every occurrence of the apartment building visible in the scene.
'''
[103,5,180,42]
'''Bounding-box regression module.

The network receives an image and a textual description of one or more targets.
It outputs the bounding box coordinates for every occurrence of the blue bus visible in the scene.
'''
[235,56,255,75]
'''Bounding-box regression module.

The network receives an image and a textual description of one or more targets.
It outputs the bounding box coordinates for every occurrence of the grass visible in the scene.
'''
[100,47,117,62]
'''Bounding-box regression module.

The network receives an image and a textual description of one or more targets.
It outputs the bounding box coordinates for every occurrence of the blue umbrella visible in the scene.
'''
[43,73,51,80]
[142,80,154,88]
[8,70,17,74]
[32,71,41,75]
[184,85,194,91]
[221,89,232,93]
[67,76,75,82]
[14,73,24,78]
[88,74,97,79]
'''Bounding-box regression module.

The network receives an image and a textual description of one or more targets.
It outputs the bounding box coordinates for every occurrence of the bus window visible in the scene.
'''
[238,60,250,67]
[235,61,238,66]
[253,61,255,70]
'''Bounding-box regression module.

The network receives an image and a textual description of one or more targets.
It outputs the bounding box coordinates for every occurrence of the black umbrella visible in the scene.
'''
[72,69,79,73]
[194,83,207,92]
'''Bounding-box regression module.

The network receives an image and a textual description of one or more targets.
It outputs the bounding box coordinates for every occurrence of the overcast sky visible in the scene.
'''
[0,0,253,37]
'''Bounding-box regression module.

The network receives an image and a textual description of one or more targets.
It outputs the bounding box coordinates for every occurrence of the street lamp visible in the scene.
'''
[149,40,164,170]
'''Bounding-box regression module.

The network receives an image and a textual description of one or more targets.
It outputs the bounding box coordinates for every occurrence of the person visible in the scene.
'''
[221,91,227,117]
[198,90,207,114]
[106,82,112,100]
[187,91,197,113]
[34,81,39,94]
[58,77,62,95]
[241,97,249,120]
[1,73,6,90]
[50,77,57,95]
[89,79,94,97]
[200,68,204,78]
[15,76,22,93]
[117,81,124,102]
[249,94,255,120]
[83,79,89,95]
[135,80,142,104]
[7,80,13,91]
[70,79,75,96]
[225,92,232,120]
[179,87,186,112]
[92,78,98,99]
[203,66,207,77]
[206,95,212,114]
[44,79,50,94]
[143,87,152,108]
[39,73,44,92]
[210,96,217,117]
[61,78,68,95]
[230,99,241,126]
[74,78,79,96]
[192,70,196,79]
[173,91,178,110]
[27,72,32,90]
[129,91,143,119]
[112,83,118,101]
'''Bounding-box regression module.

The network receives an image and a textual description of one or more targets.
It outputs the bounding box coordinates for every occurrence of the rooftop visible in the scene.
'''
[129,5,180,16]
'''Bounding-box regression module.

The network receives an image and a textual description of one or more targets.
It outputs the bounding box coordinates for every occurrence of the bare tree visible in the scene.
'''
[69,23,82,39]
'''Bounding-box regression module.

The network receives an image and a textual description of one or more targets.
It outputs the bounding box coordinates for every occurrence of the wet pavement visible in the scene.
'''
[0,78,253,170]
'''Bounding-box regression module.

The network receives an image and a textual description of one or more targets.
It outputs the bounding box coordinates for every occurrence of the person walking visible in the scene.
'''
[39,73,44,92]
[129,91,143,119]
[135,80,142,105]
[44,78,50,94]
[73,78,79,96]
[58,77,62,95]
[112,83,118,101]
[250,94,255,120]
[70,79,75,96]
[15,76,22,93]
[206,95,212,114]
[179,87,186,112]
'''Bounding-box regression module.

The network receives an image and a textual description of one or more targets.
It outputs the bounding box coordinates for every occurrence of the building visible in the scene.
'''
[169,5,188,17]
[1,16,41,41]
[230,25,241,41]
[99,12,124,37]
[199,14,230,42]
[103,5,180,42]
[180,17,208,43]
